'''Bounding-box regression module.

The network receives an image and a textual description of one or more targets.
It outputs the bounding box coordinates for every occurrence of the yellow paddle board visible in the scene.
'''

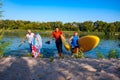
[61,35,100,52]
[78,35,100,52]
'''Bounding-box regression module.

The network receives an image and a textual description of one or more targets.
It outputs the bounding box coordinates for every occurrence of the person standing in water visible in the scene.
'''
[22,29,35,52]
[50,27,63,57]
[32,33,42,58]
[68,32,79,57]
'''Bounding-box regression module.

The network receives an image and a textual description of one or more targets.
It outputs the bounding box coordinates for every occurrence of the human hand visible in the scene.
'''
[21,40,25,44]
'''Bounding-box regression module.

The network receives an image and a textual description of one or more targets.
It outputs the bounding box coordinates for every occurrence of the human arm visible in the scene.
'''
[68,36,73,45]
[18,35,27,47]
[50,33,53,42]
[21,35,27,44]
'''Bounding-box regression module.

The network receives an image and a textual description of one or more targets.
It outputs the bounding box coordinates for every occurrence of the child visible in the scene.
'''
[68,32,79,57]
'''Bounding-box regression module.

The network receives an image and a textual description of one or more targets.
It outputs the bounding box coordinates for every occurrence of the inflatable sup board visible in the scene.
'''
[61,35,100,52]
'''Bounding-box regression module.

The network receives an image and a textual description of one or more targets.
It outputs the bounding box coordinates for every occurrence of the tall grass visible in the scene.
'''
[74,49,85,59]
[96,49,119,59]
[0,29,10,58]
[108,49,119,59]
[96,50,105,59]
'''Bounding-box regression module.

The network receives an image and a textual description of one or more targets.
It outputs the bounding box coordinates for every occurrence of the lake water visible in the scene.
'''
[2,32,120,58]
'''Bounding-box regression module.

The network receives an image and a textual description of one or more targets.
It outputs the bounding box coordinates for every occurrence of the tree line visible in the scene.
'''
[0,20,120,32]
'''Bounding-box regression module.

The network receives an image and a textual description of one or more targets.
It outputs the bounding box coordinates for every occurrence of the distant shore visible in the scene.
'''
[4,30,106,37]
[0,57,120,80]
[4,29,120,36]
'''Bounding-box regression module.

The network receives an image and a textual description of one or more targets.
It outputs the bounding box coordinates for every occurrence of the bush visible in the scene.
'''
[108,49,119,59]
[96,51,105,59]
[50,57,54,62]
[39,53,43,58]
[26,53,32,57]
[0,29,10,58]
[74,50,85,58]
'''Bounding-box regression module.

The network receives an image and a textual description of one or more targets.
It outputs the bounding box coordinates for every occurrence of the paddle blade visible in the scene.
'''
[18,43,22,47]
[45,41,50,44]
[64,44,71,51]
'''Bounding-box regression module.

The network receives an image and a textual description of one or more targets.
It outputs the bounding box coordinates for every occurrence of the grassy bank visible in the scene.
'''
[4,30,105,37]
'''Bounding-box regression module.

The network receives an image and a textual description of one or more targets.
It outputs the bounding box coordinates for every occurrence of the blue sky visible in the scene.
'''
[2,0,120,22]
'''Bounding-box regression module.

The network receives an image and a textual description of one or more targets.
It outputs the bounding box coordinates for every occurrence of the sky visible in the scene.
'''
[1,0,120,22]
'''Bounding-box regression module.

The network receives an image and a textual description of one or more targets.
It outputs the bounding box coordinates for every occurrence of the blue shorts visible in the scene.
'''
[72,46,79,49]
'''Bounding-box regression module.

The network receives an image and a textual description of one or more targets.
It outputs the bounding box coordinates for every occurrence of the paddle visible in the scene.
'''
[45,41,50,44]
[18,41,25,47]
[45,38,55,44]
[18,43,23,47]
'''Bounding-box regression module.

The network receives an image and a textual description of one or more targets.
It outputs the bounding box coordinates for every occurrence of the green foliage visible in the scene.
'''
[0,20,119,32]
[0,29,4,40]
[108,49,119,59]
[107,23,116,32]
[0,29,10,58]
[50,57,54,62]
[26,53,43,58]
[26,53,32,57]
[96,51,105,59]
[0,0,11,57]
[114,21,120,32]
[82,21,94,32]
[39,53,43,58]
[74,50,85,59]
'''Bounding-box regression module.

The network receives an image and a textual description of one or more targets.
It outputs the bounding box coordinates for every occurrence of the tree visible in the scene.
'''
[82,21,94,32]
[114,21,120,32]
[0,19,119,32]
[63,23,72,31]
[107,23,116,32]
[94,21,108,32]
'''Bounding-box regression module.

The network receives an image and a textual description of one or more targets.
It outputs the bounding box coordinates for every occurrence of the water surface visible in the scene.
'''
[3,32,120,58]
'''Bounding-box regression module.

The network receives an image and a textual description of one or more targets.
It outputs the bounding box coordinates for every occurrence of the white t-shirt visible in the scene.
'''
[26,33,34,44]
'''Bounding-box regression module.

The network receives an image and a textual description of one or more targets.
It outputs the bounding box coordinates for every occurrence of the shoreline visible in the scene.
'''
[0,56,120,80]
